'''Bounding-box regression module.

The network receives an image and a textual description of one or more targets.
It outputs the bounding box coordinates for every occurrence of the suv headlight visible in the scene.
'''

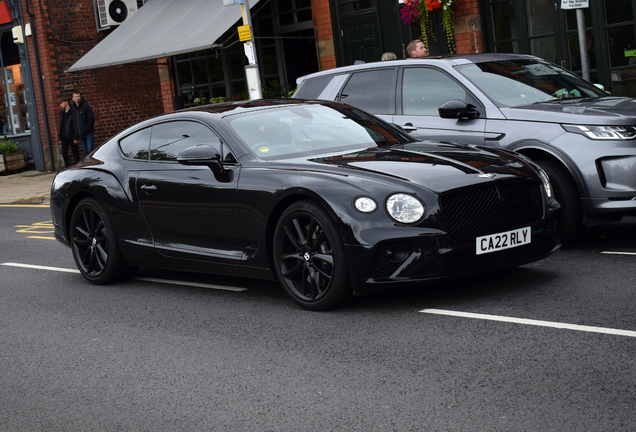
[386,193,425,224]
[563,125,636,140]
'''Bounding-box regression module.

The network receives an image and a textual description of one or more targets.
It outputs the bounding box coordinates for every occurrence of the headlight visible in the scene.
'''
[353,196,377,213]
[537,168,553,199]
[386,193,425,224]
[563,124,636,140]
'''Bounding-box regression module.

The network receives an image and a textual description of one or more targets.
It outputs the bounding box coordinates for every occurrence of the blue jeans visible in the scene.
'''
[80,133,95,155]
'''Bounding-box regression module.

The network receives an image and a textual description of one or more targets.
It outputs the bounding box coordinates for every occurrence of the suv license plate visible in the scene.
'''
[476,227,531,255]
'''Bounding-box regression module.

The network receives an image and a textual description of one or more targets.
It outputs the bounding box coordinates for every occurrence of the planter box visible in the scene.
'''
[0,150,27,174]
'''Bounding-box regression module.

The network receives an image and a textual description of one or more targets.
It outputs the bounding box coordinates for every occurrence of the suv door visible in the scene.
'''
[395,66,487,145]
[336,68,397,121]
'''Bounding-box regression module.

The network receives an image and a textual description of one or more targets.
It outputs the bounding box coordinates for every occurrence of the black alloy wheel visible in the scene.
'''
[70,197,136,284]
[273,200,352,310]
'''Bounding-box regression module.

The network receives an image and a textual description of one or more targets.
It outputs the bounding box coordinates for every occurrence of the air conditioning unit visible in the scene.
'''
[96,0,139,29]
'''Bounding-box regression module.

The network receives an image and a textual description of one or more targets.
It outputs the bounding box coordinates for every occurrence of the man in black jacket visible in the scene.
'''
[58,98,79,167]
[71,91,95,155]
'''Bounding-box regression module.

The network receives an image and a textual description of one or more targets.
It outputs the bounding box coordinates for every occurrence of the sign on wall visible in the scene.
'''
[561,0,589,9]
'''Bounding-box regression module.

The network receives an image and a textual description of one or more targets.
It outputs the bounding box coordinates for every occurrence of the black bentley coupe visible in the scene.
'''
[50,99,560,310]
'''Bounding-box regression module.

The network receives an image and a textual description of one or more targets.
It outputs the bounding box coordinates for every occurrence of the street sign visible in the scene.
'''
[238,25,251,41]
[223,0,243,6]
[561,0,588,9]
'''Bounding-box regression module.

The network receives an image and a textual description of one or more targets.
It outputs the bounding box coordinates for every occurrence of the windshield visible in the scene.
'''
[456,58,605,107]
[225,103,413,159]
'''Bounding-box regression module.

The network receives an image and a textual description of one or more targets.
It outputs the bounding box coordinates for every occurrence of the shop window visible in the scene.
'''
[0,31,29,135]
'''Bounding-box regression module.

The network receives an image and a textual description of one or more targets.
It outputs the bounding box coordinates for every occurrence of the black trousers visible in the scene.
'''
[60,139,80,167]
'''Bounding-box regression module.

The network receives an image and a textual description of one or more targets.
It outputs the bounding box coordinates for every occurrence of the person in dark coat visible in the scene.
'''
[71,91,95,155]
[58,98,80,167]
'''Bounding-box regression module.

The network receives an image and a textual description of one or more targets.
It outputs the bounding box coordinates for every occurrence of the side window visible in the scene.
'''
[150,121,221,162]
[402,68,467,116]
[119,127,151,160]
[295,75,335,99]
[339,69,395,114]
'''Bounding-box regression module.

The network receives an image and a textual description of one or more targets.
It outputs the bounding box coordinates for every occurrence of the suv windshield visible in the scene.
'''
[225,103,413,159]
[456,59,605,107]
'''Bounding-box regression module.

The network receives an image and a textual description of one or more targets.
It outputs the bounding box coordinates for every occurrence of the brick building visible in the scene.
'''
[2,0,633,172]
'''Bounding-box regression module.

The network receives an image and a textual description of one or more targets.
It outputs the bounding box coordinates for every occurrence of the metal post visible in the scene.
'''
[240,0,262,99]
[577,8,591,82]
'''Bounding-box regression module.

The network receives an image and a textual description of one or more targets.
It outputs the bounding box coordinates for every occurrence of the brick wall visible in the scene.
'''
[25,0,165,166]
[453,0,484,55]
[311,0,336,71]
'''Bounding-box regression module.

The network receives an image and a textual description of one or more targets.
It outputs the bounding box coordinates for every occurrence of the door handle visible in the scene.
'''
[402,123,417,132]
[140,184,157,194]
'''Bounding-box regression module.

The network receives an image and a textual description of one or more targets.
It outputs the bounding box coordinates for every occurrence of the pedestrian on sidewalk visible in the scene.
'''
[71,91,96,155]
[58,98,79,167]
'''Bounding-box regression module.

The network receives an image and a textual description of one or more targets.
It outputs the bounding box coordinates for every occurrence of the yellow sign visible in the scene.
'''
[238,25,252,42]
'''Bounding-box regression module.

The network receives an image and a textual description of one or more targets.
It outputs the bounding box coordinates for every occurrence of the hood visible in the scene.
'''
[502,96,636,124]
[309,142,537,193]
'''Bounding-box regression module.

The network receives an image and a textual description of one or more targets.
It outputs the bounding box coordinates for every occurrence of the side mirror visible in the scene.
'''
[177,144,224,174]
[438,100,480,120]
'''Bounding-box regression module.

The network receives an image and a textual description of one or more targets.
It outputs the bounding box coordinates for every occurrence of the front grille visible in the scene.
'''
[439,181,543,237]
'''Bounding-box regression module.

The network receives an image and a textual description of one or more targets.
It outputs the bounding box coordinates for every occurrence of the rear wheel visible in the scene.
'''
[70,197,137,284]
[273,200,352,310]
[536,159,583,243]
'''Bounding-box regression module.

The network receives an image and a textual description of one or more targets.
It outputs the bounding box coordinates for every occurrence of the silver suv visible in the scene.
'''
[294,53,636,243]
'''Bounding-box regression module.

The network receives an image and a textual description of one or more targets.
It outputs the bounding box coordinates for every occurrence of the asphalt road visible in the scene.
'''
[1,204,635,431]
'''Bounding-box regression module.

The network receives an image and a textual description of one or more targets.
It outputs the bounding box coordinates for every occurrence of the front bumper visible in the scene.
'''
[347,217,559,295]
[551,133,636,218]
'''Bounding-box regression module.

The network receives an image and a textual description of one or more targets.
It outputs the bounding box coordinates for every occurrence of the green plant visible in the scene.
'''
[0,137,20,154]
[262,80,296,99]
[192,96,227,106]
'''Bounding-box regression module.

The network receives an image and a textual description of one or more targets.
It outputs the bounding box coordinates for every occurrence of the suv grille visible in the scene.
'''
[439,181,543,238]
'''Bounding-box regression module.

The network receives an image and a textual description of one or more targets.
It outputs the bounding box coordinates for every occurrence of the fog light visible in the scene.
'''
[386,244,409,263]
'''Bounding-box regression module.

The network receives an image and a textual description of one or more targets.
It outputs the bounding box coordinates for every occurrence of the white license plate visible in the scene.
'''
[476,227,531,255]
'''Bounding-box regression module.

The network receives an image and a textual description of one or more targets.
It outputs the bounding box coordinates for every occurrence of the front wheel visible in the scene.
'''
[273,200,352,310]
[70,197,137,284]
[536,159,583,244]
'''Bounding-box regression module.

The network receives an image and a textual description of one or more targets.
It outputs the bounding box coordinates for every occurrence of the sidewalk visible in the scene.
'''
[0,170,57,204]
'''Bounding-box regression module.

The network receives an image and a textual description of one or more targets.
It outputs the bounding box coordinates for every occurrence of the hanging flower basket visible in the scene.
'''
[400,0,456,55]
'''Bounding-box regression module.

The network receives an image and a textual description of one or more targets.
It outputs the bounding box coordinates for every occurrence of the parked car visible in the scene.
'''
[294,53,636,242]
[50,99,559,310]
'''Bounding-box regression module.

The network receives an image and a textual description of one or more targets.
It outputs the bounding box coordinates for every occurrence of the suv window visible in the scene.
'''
[402,68,467,116]
[150,121,221,161]
[295,75,335,98]
[119,127,151,160]
[339,68,395,114]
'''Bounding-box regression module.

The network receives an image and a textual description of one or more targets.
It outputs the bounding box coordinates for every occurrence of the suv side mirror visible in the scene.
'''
[177,144,224,174]
[438,100,480,120]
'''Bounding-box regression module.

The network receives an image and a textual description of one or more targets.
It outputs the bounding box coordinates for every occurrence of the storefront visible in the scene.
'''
[0,0,44,170]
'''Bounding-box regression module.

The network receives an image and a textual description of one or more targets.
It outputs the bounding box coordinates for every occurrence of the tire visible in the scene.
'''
[70,197,137,284]
[273,200,353,310]
[536,159,583,244]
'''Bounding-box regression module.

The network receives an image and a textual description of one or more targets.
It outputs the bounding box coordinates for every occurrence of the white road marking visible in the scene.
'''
[420,309,636,338]
[601,251,636,256]
[1,263,247,292]
[2,262,80,273]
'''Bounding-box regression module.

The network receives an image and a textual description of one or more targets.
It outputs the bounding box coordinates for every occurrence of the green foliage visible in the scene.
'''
[189,82,297,108]
[261,80,296,99]
[0,137,20,154]
[192,96,227,106]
